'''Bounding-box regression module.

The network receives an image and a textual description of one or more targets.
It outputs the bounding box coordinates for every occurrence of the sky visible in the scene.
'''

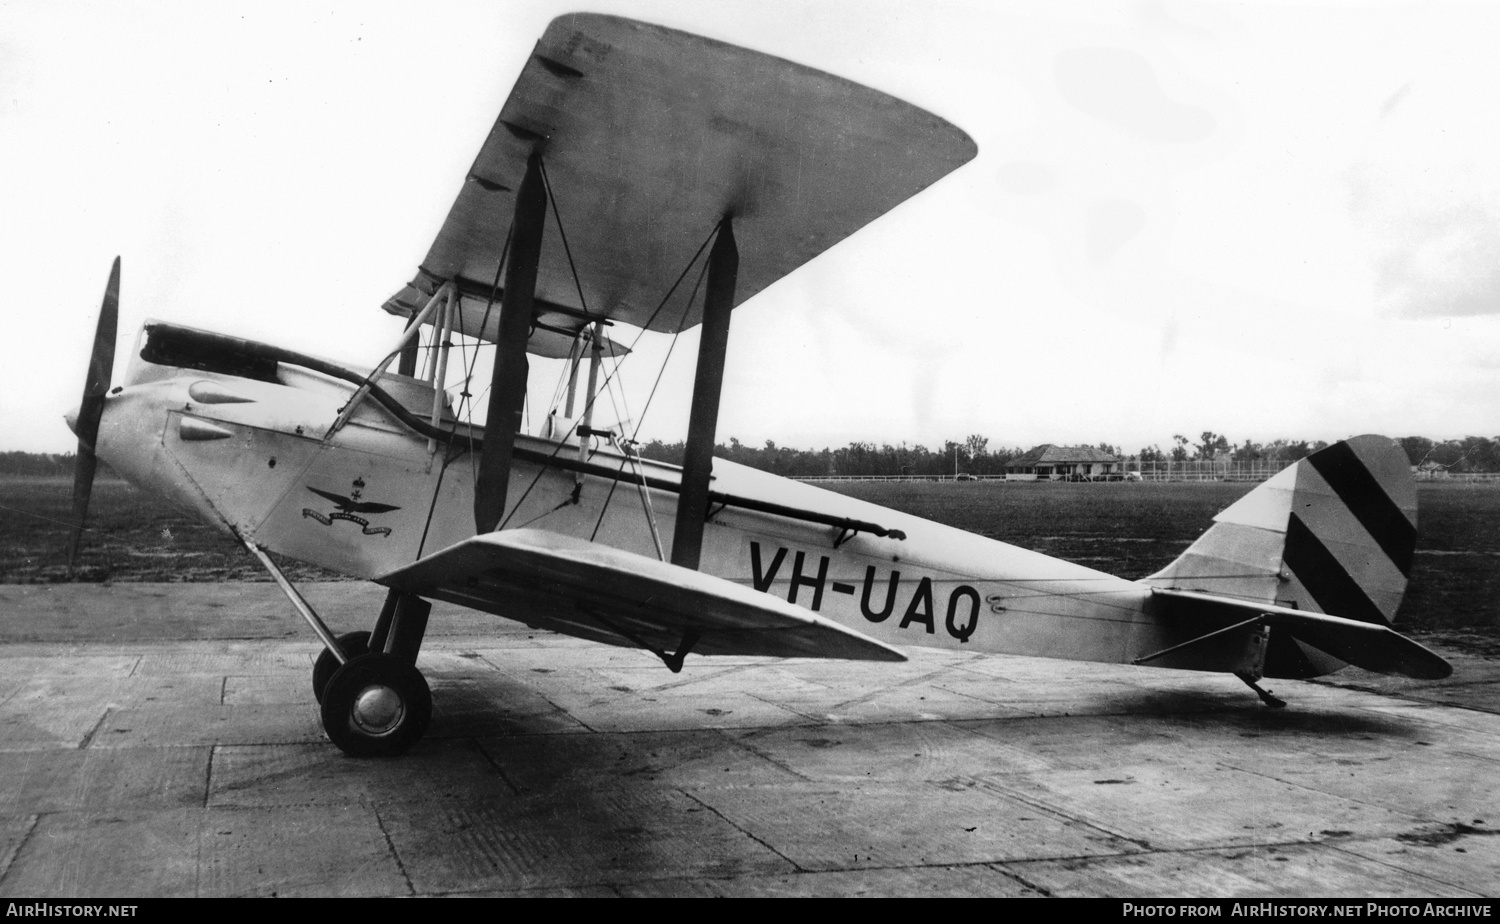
[4,0,1499,455]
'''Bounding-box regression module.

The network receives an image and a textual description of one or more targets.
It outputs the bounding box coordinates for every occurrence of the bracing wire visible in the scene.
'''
[498,220,722,530]
[539,158,592,317]
[414,215,514,554]
[586,251,711,540]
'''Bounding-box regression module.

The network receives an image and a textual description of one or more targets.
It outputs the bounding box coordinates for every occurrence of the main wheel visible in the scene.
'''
[320,652,432,758]
[312,631,371,704]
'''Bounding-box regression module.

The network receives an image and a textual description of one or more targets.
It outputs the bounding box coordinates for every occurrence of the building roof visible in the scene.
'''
[1006,444,1120,468]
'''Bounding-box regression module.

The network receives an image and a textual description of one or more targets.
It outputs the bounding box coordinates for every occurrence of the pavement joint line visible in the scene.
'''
[961,774,1156,851]
[701,727,819,783]
[372,805,417,897]
[470,651,602,732]
[678,788,807,873]
[0,813,38,886]
[76,706,111,750]
[739,690,832,726]
[827,666,955,712]
[985,835,1426,869]
[203,745,217,809]
[988,863,1056,896]
[649,661,761,694]
[656,856,1095,881]
[472,738,523,797]
[193,799,205,898]
[1312,677,1500,702]
[617,863,1035,895]
[1324,841,1488,898]
[1212,757,1446,824]
[538,691,599,733]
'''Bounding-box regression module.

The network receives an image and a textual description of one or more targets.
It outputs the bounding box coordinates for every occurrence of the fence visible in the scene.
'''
[1123,460,1286,482]
[794,474,981,483]
[796,462,1288,483]
[795,463,1500,485]
[1416,471,1500,483]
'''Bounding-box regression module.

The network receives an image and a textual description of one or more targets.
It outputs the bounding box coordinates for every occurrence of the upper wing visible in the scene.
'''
[382,13,977,346]
[377,528,906,663]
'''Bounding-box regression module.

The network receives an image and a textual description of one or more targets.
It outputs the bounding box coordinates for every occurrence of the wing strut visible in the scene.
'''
[475,152,546,533]
[671,217,737,570]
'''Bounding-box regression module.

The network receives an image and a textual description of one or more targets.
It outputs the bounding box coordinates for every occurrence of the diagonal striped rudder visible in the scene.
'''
[1281,436,1416,626]
[1146,435,1417,626]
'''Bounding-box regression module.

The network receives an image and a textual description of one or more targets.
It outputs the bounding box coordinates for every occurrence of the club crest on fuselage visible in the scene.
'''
[302,478,400,537]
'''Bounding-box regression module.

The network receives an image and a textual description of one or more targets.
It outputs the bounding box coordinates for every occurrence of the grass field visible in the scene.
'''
[824,479,1500,638]
[0,476,338,583]
[3,475,1496,636]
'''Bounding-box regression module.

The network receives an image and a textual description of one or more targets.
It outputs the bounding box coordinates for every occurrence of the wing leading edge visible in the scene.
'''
[382,13,978,347]
[377,528,906,663]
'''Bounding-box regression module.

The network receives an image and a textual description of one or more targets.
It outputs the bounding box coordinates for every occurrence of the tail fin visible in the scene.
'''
[1145,435,1417,627]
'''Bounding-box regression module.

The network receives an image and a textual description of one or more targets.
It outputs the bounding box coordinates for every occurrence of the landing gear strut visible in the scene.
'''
[1235,623,1286,709]
[1236,671,1288,709]
[313,631,369,704]
[317,589,433,757]
[245,536,436,757]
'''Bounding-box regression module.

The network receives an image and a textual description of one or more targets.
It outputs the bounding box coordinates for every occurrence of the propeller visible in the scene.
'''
[66,257,120,573]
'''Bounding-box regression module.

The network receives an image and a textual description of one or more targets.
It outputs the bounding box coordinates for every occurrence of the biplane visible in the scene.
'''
[65,14,1449,757]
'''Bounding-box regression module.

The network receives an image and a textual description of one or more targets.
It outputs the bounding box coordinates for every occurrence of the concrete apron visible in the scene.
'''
[0,583,1497,897]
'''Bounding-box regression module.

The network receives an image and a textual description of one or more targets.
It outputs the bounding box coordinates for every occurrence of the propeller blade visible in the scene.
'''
[67,257,120,573]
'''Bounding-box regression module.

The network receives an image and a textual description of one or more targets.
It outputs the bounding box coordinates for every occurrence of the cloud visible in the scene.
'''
[994,160,1057,195]
[1380,81,1412,117]
[1351,166,1500,318]
[1086,197,1146,266]
[1053,46,1216,144]
[1375,205,1500,318]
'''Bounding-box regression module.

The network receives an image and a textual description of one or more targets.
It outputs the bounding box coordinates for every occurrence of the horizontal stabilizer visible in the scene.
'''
[378,529,906,663]
[1152,588,1450,680]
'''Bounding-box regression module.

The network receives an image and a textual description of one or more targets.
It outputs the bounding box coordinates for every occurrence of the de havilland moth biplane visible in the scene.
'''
[65,14,1448,757]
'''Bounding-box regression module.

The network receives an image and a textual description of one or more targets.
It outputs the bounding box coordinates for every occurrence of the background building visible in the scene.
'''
[1005,445,1122,482]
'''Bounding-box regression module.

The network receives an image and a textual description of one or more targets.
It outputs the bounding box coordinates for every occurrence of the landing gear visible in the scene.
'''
[313,631,370,704]
[320,653,432,757]
[244,538,437,758]
[1236,671,1287,709]
[314,590,433,757]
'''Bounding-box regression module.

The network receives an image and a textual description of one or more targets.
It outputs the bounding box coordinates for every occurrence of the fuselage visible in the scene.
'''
[89,322,1198,668]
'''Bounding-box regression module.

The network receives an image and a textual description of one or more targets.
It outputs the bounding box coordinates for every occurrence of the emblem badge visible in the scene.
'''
[302,478,400,537]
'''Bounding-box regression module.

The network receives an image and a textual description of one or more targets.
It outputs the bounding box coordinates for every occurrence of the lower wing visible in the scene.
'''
[378,528,905,664]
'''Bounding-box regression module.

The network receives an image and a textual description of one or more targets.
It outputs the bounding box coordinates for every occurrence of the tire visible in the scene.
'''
[312,631,371,705]
[320,653,432,758]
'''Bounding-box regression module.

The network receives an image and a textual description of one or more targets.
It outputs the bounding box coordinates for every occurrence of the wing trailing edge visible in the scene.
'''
[377,528,906,664]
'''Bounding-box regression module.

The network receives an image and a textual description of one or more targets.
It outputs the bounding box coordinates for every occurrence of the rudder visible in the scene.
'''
[1145,435,1417,627]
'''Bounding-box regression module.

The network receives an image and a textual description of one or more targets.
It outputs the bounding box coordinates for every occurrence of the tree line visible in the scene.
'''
[0,451,78,476]
[6,433,1499,479]
[635,432,1500,477]
[637,435,1024,478]
[1138,432,1500,473]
